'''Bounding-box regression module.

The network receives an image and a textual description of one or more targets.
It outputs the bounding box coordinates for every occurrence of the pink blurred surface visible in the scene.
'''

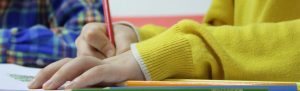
[113,15,204,27]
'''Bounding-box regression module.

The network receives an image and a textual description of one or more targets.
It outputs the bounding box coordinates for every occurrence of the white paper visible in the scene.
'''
[0,64,40,91]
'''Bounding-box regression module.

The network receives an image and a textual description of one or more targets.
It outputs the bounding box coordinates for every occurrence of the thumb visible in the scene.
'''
[83,23,116,57]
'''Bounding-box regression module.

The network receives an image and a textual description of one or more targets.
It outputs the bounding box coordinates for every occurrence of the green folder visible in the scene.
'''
[73,87,267,91]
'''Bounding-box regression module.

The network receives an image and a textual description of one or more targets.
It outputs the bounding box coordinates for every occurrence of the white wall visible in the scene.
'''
[110,0,212,17]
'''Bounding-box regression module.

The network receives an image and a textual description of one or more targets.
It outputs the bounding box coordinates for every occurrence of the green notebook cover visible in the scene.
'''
[73,87,267,91]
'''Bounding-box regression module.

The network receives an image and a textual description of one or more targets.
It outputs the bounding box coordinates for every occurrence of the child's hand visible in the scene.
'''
[28,51,145,90]
[75,23,138,59]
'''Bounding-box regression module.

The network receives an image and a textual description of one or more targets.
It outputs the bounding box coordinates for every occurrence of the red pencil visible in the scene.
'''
[103,0,115,46]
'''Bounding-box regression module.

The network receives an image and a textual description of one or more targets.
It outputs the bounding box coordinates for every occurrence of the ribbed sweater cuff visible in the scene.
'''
[131,26,195,80]
[131,44,152,80]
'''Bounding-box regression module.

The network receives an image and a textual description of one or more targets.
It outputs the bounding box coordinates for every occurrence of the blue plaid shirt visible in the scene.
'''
[0,0,103,67]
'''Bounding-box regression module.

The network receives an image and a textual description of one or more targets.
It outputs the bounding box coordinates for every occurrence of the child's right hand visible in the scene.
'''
[75,22,138,59]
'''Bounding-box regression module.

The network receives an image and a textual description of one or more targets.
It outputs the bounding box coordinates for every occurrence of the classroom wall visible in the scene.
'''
[110,0,212,27]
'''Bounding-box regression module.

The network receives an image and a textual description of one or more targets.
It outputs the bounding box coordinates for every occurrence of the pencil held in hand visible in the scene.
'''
[103,0,115,46]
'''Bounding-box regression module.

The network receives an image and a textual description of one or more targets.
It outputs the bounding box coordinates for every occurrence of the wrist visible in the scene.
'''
[127,50,145,80]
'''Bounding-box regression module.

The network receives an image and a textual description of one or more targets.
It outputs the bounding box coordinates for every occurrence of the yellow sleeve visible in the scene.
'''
[203,0,234,25]
[138,24,167,41]
[138,0,234,41]
[131,19,300,81]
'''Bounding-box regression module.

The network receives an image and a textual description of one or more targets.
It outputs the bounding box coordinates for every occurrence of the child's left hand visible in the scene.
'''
[28,51,145,90]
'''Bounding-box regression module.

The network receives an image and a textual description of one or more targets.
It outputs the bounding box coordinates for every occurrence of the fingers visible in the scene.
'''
[64,56,124,89]
[64,65,107,89]
[28,58,71,89]
[65,51,144,89]
[82,23,116,57]
[76,35,106,59]
[42,56,101,90]
[65,64,121,89]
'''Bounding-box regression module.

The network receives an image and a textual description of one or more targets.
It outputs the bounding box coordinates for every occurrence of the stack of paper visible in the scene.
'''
[0,64,40,91]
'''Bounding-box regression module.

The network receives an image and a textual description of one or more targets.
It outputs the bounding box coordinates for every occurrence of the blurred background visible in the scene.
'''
[110,0,212,27]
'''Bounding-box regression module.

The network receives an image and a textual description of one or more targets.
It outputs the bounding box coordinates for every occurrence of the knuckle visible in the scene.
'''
[72,56,101,69]
[83,23,103,32]
[94,65,107,73]
[85,31,97,42]
[82,23,106,41]
[38,67,52,75]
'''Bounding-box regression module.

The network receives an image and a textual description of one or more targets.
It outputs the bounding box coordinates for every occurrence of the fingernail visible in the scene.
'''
[27,79,36,88]
[104,44,115,57]
[65,81,75,89]
[107,49,115,57]
[43,80,53,89]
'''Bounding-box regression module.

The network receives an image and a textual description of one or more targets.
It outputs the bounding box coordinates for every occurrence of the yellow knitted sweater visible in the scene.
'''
[130,0,300,81]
